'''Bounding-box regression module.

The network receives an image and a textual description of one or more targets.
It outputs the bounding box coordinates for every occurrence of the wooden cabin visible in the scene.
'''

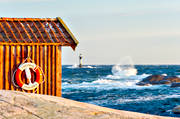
[0,17,78,96]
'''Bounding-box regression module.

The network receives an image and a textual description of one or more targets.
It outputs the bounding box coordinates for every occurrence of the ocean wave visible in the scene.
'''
[162,73,167,76]
[105,73,150,80]
[62,78,139,88]
[67,64,79,68]
[62,65,180,117]
[117,94,180,103]
[91,79,140,86]
[87,94,180,105]
[112,65,137,76]
[62,77,161,90]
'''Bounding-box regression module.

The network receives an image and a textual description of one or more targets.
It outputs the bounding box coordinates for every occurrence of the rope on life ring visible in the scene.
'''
[15,62,43,90]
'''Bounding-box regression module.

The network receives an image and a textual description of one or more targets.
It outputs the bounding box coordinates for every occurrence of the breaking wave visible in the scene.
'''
[62,76,159,91]
[62,64,180,117]
[111,56,138,77]
[112,65,137,76]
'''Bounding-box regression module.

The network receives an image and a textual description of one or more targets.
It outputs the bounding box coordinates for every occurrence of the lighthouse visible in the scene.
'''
[79,54,83,68]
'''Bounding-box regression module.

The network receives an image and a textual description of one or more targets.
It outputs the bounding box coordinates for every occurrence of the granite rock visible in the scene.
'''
[173,105,180,114]
[136,75,180,86]
[0,90,177,119]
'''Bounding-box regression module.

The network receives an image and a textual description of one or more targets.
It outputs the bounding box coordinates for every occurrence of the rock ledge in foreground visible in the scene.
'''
[0,90,178,119]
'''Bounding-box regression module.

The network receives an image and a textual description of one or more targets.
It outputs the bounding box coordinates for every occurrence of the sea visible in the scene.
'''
[62,65,180,117]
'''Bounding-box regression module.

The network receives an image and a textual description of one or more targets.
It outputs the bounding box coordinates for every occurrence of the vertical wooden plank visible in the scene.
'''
[44,46,48,95]
[51,45,55,96]
[2,46,5,89]
[21,46,25,61]
[21,46,26,93]
[8,46,11,90]
[21,46,26,92]
[48,46,51,95]
[0,46,3,89]
[16,45,21,91]
[23,46,29,93]
[35,45,40,94]
[5,46,10,90]
[22,46,29,93]
[31,45,35,93]
[56,46,61,96]
[10,45,15,90]
[31,46,35,61]
[39,45,44,94]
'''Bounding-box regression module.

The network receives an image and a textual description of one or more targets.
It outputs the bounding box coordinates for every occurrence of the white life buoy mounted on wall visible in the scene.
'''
[15,62,43,90]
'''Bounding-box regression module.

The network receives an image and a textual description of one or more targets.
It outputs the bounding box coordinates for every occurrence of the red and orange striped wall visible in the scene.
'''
[0,17,78,96]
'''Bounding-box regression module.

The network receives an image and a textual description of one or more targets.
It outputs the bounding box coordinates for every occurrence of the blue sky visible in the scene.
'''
[1,0,180,64]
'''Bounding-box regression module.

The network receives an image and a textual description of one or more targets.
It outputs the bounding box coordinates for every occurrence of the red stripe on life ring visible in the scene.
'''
[15,68,24,87]
[15,63,43,90]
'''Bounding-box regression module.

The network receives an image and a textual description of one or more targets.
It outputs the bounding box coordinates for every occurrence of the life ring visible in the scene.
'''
[15,63,42,90]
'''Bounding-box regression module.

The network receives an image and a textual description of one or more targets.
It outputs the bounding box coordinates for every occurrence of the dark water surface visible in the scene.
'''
[62,65,180,117]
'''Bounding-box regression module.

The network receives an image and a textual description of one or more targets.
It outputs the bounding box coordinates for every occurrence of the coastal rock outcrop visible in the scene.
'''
[0,90,175,119]
[136,75,180,86]
[173,105,180,114]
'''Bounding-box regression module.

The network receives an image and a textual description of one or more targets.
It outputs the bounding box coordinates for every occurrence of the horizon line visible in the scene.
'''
[62,64,180,65]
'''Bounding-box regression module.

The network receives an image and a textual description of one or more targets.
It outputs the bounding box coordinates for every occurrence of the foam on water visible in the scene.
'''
[62,65,180,117]
[112,56,137,76]
[62,75,161,91]
[162,73,167,76]
[67,64,96,69]
[112,65,137,76]
[86,65,95,68]
[63,63,153,91]
[67,64,78,68]
[106,73,149,80]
